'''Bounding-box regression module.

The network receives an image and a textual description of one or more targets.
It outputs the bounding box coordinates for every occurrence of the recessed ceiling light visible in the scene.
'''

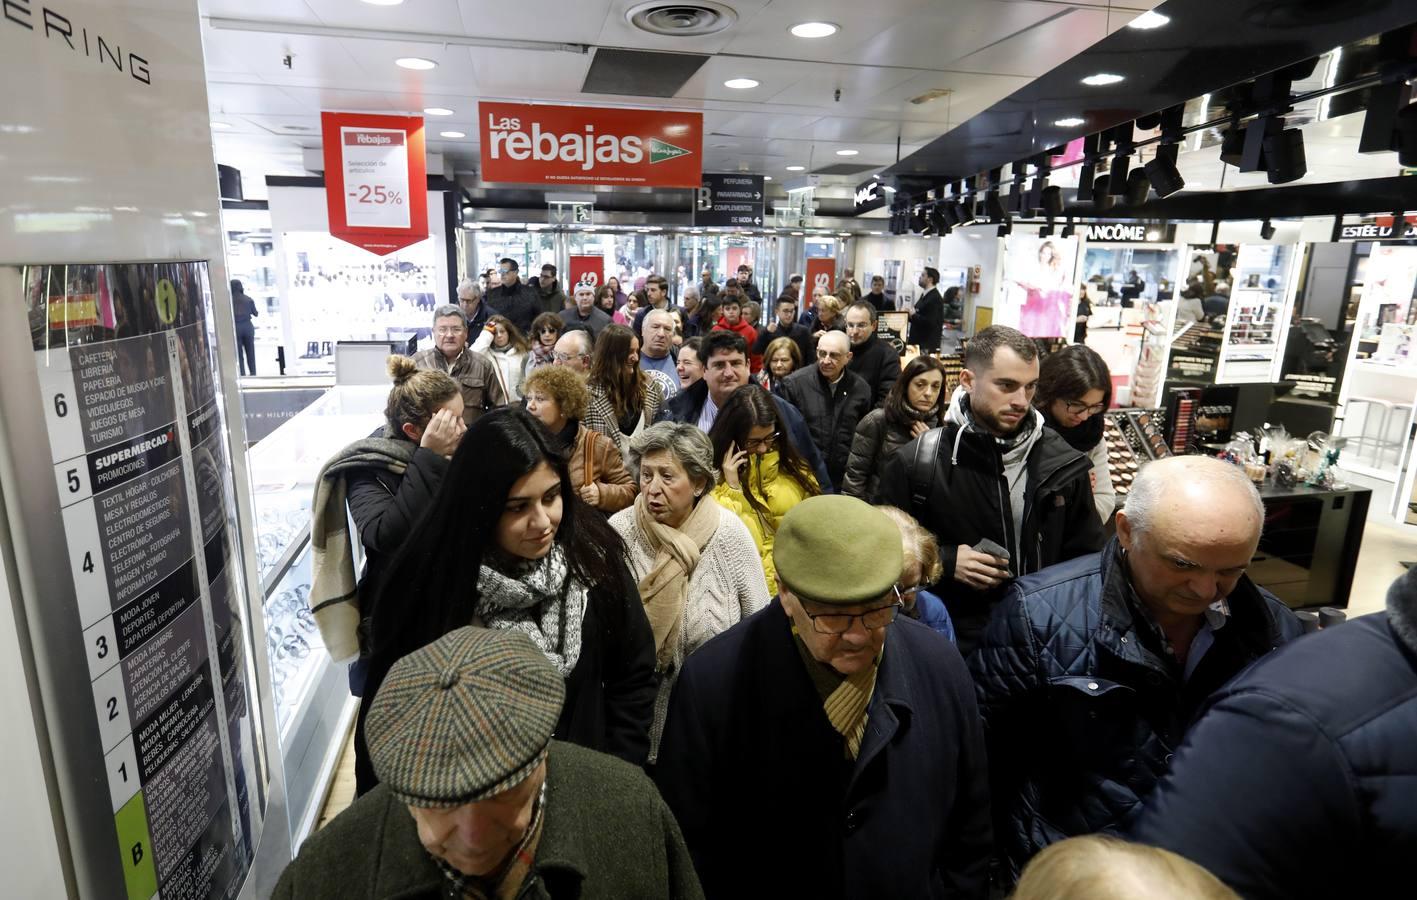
[1054,117,1085,127]
[424,107,453,116]
[210,121,231,129]
[836,149,859,157]
[870,231,883,235]
[361,0,404,5]
[790,22,838,38]
[1082,73,1124,86]
[785,165,805,172]
[791,231,805,235]
[1127,11,1170,29]
[764,175,772,181]
[396,57,437,70]
[724,77,759,89]
[439,131,466,138]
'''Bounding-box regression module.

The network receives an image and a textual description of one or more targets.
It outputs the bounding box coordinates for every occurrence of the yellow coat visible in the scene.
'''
[711,450,818,596]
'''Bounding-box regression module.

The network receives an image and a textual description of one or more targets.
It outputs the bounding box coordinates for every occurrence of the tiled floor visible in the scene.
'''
[313,515,1417,831]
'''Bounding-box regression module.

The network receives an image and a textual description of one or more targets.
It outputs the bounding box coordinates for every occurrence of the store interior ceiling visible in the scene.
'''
[202,0,1165,202]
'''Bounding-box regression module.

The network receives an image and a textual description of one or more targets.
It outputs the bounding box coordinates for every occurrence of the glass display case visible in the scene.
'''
[245,384,386,839]
[1216,243,1301,383]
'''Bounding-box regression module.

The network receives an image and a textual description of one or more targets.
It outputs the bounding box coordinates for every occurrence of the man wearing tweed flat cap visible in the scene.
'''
[276,628,703,900]
[654,495,993,899]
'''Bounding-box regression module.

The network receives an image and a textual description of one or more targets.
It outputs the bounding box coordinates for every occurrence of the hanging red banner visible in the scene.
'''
[569,255,604,289]
[479,102,702,188]
[320,111,429,256]
[805,258,836,308]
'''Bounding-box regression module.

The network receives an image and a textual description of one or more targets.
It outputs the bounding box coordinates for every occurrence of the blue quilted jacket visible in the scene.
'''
[966,538,1303,883]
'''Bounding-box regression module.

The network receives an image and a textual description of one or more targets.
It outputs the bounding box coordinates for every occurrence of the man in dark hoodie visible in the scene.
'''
[535,263,568,315]
[876,325,1103,652]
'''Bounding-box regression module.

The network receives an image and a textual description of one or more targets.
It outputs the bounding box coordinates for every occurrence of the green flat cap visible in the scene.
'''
[773,495,903,605]
[367,627,565,808]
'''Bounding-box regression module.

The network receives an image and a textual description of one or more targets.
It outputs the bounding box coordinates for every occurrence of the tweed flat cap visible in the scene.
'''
[367,627,565,808]
[773,494,903,605]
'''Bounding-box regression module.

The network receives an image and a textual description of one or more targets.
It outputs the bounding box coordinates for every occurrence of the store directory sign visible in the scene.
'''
[696,173,765,227]
[25,262,258,900]
[320,111,430,256]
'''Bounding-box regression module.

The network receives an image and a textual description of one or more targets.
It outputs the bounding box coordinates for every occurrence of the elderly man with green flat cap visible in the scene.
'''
[276,627,703,899]
[653,495,992,899]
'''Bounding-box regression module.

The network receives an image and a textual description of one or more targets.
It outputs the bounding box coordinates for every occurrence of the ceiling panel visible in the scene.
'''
[201,0,321,22]
[715,0,921,59]
[302,0,466,32]
[469,47,594,97]
[200,22,369,82]
[207,82,307,117]
[274,85,401,113]
[946,8,1113,78]
[855,1,1068,70]
[459,0,617,43]
[337,38,482,90]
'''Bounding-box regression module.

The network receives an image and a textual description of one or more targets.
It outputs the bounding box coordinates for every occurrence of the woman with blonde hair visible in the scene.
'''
[584,323,665,453]
[1011,836,1238,900]
[877,506,955,641]
[524,365,636,514]
[811,293,846,340]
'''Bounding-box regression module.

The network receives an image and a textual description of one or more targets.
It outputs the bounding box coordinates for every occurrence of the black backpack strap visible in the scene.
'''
[909,427,943,514]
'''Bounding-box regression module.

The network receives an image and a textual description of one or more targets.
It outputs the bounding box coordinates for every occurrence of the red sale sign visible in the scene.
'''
[569,255,604,289]
[479,102,702,188]
[805,258,836,307]
[321,111,428,255]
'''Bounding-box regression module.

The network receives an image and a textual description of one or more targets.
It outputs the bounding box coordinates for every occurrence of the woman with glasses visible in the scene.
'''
[842,356,949,502]
[583,324,666,454]
[754,336,801,398]
[878,506,956,642]
[485,314,529,402]
[708,385,821,595]
[525,312,563,375]
[1034,344,1115,523]
[609,422,769,759]
[356,407,656,795]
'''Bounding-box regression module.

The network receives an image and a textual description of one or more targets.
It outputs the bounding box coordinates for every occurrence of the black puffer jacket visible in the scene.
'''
[779,367,873,490]
[875,421,1104,652]
[1131,569,1417,900]
[841,408,913,502]
[846,332,901,406]
[968,539,1303,884]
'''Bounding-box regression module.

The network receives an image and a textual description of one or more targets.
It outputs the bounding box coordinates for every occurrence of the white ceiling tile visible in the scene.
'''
[207,82,307,117]
[715,0,925,59]
[301,0,466,31]
[274,85,401,112]
[200,0,322,21]
[947,8,1113,78]
[200,22,370,81]
[468,46,592,97]
[460,0,617,43]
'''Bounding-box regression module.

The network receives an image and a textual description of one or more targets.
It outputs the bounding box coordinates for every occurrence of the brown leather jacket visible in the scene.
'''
[570,425,636,513]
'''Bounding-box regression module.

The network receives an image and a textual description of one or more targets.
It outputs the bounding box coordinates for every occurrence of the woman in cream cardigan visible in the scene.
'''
[610,422,769,759]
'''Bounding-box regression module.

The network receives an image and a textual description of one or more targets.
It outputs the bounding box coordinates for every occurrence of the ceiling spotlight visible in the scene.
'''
[1125,169,1152,206]
[1054,117,1086,128]
[1143,147,1186,198]
[1093,175,1115,210]
[439,131,466,138]
[998,220,1013,237]
[396,57,437,70]
[955,200,975,224]
[423,107,454,116]
[724,78,760,89]
[1109,153,1130,195]
[790,21,839,38]
[1127,11,1170,29]
[1082,73,1125,87]
[1263,128,1307,184]
[785,165,805,172]
[1260,218,1276,240]
[986,192,1007,223]
[1219,124,1246,166]
[1397,103,1417,166]
[1060,216,1075,239]
[1042,185,1065,217]
[764,175,772,181]
[1038,224,1054,238]
[836,149,859,156]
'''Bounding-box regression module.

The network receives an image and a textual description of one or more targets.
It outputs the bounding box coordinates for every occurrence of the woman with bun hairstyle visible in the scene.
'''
[309,356,466,709]
[842,355,949,502]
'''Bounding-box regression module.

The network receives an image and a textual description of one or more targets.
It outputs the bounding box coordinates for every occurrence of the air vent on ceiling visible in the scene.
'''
[813,162,877,176]
[583,48,708,98]
[626,1,738,36]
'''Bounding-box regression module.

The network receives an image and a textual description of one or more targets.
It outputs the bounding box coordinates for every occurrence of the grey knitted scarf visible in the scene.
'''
[475,547,586,676]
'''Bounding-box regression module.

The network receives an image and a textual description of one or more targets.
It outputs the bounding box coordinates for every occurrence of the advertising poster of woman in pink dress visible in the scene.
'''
[1002,237,1078,338]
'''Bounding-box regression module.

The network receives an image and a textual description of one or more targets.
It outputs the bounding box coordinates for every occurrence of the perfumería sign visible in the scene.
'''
[479,102,703,188]
[1083,223,1174,242]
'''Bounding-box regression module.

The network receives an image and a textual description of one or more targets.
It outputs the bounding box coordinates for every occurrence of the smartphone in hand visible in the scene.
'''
[972,537,1011,561]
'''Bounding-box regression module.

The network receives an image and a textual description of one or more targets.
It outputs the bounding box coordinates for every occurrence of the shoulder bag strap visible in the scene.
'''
[909,427,943,514]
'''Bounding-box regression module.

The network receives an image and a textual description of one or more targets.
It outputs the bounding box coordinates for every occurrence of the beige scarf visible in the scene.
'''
[793,627,882,760]
[634,492,721,668]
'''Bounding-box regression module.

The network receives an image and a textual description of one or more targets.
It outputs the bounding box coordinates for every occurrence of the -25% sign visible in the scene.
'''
[350,185,404,205]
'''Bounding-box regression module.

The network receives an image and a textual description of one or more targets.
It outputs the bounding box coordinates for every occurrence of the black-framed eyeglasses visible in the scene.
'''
[800,587,902,635]
[744,431,779,452]
[1063,399,1107,416]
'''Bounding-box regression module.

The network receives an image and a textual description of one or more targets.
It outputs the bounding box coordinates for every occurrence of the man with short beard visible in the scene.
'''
[876,326,1102,652]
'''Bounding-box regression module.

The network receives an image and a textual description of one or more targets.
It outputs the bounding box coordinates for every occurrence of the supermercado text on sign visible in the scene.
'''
[479,102,702,188]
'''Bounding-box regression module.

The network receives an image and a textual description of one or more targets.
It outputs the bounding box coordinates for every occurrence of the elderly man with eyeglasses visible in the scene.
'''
[410,305,508,426]
[778,330,872,491]
[551,329,594,376]
[654,494,991,899]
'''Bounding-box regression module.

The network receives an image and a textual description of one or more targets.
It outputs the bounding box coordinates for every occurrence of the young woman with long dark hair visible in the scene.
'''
[707,385,820,595]
[353,406,656,794]
[584,323,666,453]
[842,355,949,502]
[1034,343,1114,523]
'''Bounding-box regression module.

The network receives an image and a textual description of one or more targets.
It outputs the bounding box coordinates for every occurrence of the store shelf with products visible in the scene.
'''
[246,384,386,844]
[1216,243,1302,384]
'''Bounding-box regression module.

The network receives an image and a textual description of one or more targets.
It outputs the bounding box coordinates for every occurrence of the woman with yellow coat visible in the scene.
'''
[707,385,820,595]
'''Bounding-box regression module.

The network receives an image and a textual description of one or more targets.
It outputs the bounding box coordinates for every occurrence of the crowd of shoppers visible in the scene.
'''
[290,266,1416,900]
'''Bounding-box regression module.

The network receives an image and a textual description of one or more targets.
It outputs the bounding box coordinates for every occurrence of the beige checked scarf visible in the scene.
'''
[792,627,883,760]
